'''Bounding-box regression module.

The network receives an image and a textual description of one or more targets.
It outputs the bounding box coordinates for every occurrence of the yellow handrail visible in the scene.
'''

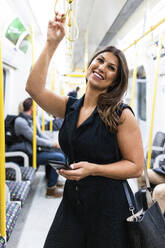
[147,33,163,169]
[64,73,85,78]
[124,17,165,52]
[130,49,138,108]
[66,8,79,42]
[30,27,37,169]
[0,37,6,239]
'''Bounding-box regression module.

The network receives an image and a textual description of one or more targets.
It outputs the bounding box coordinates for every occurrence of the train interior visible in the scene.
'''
[1,0,165,247]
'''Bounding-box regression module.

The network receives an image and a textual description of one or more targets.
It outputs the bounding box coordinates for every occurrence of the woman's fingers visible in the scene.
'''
[58,168,83,181]
[54,12,66,23]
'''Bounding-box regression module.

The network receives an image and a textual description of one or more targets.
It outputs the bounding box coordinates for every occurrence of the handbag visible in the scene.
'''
[123,164,165,248]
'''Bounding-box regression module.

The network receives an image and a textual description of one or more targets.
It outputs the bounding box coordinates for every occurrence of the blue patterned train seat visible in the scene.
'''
[0,236,6,248]
[6,181,30,206]
[6,167,35,182]
[6,201,21,241]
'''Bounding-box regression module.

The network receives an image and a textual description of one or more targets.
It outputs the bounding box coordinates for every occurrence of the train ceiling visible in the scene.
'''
[6,0,143,70]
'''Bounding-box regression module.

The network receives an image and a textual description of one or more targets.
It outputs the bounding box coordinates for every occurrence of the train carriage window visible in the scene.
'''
[137,66,146,121]
[5,18,26,45]
[137,81,146,121]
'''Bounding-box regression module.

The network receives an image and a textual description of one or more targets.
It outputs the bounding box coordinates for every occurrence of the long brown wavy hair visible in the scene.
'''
[88,46,129,133]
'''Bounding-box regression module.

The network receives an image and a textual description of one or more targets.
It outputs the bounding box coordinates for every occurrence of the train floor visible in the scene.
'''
[7,167,138,248]
[7,166,62,248]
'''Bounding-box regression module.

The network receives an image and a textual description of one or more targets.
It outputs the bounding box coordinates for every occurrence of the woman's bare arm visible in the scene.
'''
[26,14,68,118]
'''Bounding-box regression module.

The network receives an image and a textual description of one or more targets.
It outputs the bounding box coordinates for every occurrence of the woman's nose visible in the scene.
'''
[98,63,105,72]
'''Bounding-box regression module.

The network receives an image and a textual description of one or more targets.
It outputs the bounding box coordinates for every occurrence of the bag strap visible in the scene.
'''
[143,163,154,207]
[123,181,135,212]
[123,162,154,211]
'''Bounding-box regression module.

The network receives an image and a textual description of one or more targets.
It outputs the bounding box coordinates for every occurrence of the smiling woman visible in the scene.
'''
[25,12,144,248]
[86,46,129,133]
[86,52,118,91]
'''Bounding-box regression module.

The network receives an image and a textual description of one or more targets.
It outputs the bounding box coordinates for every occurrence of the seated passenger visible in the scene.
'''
[138,169,165,214]
[9,97,66,198]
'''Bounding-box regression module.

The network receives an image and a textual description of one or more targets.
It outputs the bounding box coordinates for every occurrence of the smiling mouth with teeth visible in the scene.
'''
[93,72,104,80]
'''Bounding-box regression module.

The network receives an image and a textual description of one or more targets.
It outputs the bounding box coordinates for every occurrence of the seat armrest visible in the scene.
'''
[5,184,11,203]
[151,146,164,151]
[5,151,29,167]
[5,162,22,181]
[153,154,165,168]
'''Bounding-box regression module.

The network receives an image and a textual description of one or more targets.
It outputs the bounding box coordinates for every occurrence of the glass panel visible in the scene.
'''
[5,18,26,45]
[137,81,146,121]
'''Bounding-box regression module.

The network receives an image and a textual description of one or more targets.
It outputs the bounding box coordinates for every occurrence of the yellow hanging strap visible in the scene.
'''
[66,1,79,42]
[41,110,45,132]
[130,48,138,108]
[0,37,6,239]
[147,33,163,169]
[49,64,56,132]
[54,0,66,17]
[30,27,37,169]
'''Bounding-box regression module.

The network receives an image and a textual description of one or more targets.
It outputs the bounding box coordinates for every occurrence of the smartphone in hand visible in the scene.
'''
[48,160,71,170]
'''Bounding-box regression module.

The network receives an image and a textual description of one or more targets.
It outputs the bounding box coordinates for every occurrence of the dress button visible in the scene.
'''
[76,186,79,191]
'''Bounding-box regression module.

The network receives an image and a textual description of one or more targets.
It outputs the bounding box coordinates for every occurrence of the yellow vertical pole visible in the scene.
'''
[49,116,53,132]
[31,27,37,169]
[49,64,56,132]
[147,33,163,169]
[130,48,138,108]
[41,109,45,132]
[0,37,6,239]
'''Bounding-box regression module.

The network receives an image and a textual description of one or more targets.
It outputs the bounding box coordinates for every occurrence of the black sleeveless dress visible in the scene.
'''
[44,96,136,248]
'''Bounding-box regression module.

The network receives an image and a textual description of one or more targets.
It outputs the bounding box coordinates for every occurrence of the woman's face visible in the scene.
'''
[86,52,119,92]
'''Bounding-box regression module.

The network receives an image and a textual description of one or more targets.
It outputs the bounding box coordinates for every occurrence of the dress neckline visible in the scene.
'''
[76,106,97,129]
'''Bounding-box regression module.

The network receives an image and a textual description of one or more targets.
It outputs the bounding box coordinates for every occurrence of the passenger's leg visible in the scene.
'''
[37,151,66,197]
[153,183,165,214]
[137,169,165,188]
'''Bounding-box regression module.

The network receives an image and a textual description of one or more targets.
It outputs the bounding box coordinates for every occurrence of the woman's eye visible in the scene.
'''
[108,65,115,71]
[97,58,104,63]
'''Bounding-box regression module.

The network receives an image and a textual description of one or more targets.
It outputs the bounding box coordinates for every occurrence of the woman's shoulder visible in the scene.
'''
[117,102,134,117]
[117,103,138,132]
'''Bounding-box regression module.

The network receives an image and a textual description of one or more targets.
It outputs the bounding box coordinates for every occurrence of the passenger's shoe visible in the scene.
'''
[57,176,66,188]
[46,186,63,198]
[56,181,65,188]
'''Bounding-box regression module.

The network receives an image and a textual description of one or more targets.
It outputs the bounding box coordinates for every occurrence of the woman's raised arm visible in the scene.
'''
[26,14,68,118]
